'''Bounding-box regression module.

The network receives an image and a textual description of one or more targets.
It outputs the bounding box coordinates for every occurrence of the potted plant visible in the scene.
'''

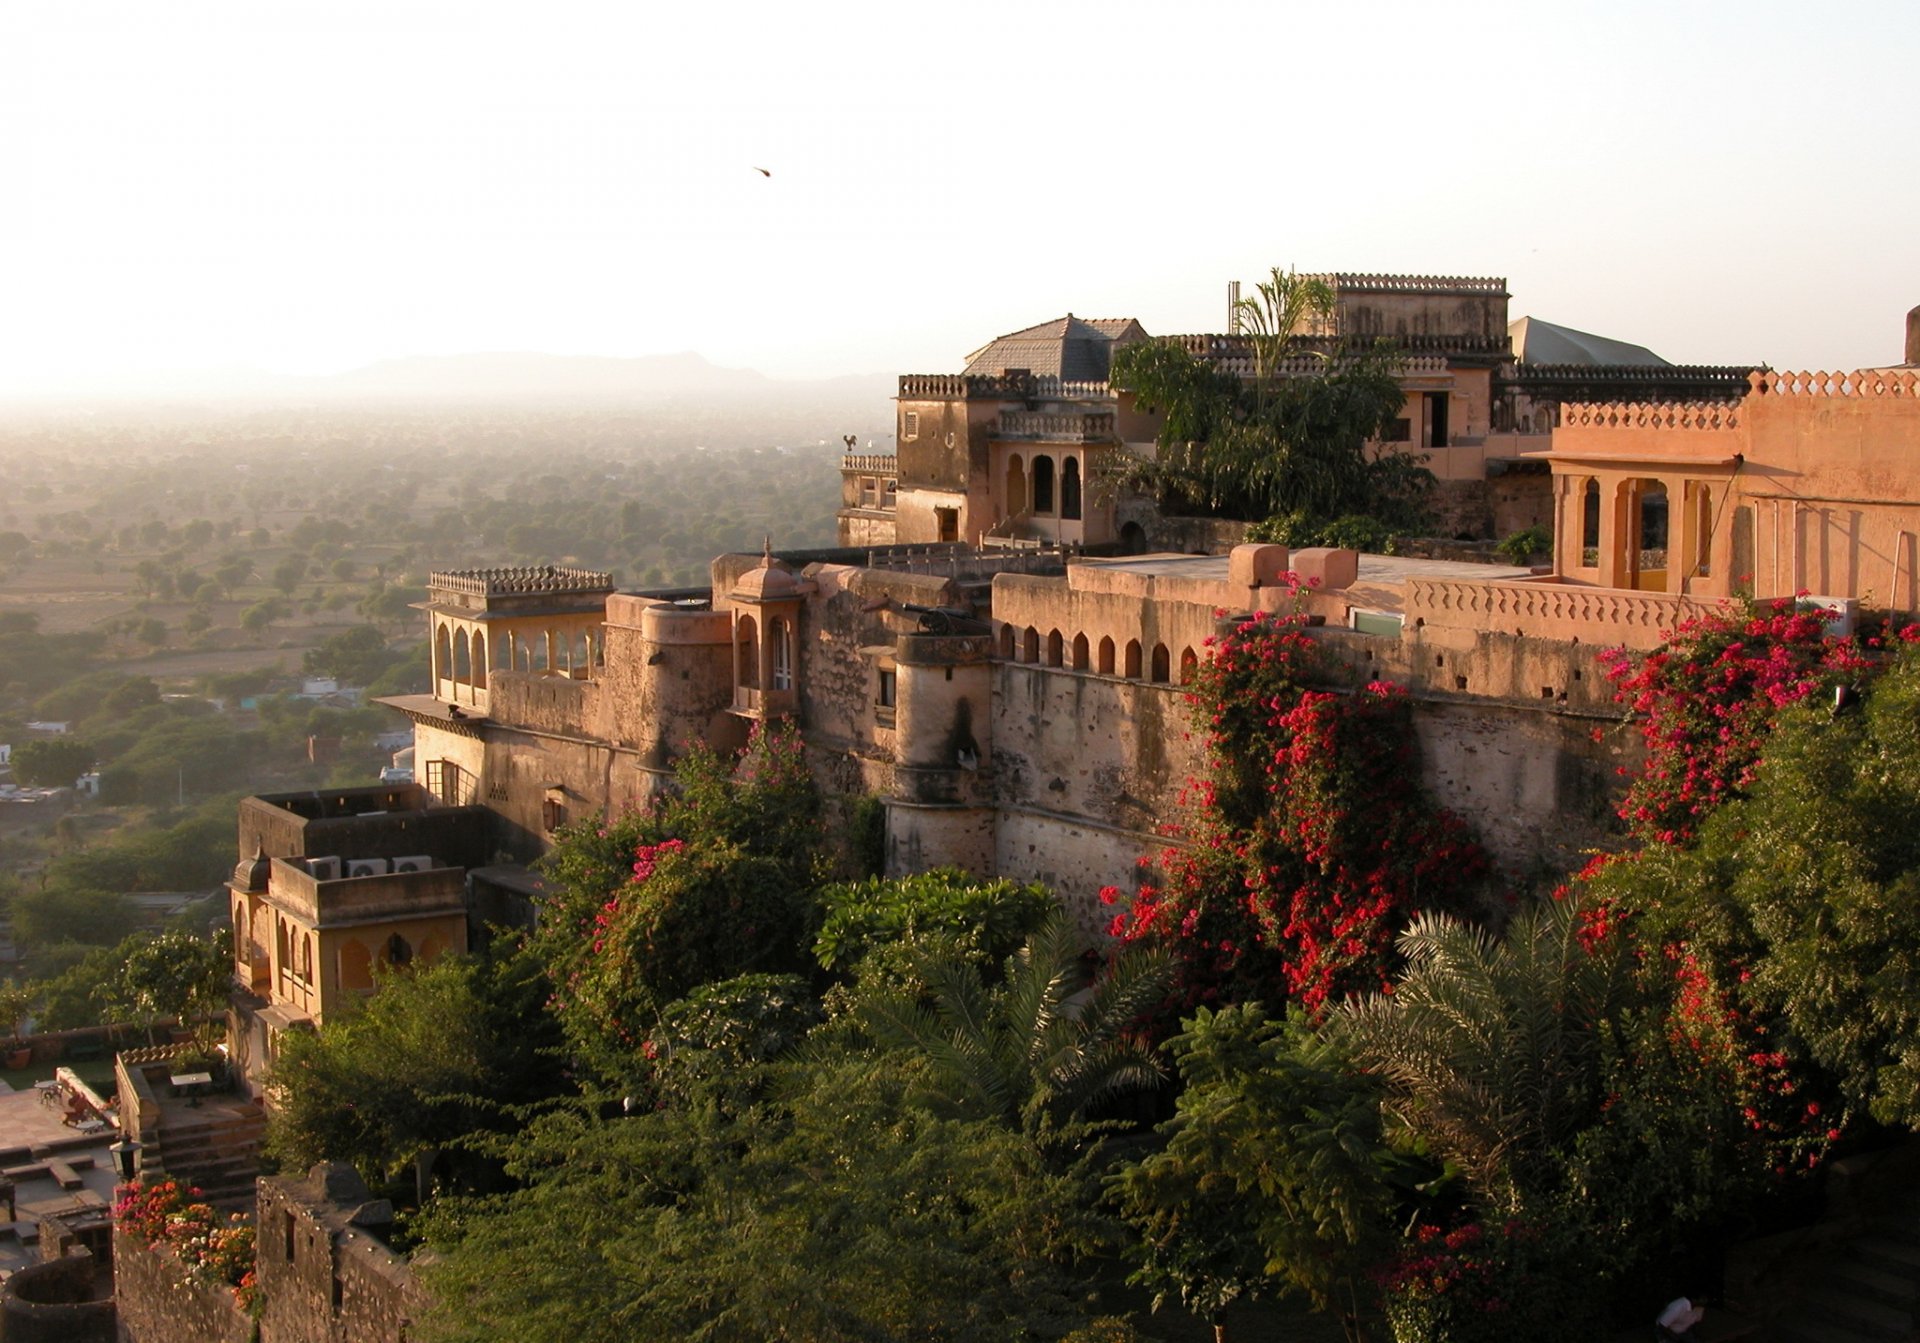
[0,981,38,1071]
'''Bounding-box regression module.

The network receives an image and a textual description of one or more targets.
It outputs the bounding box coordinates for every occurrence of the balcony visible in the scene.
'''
[994,411,1116,443]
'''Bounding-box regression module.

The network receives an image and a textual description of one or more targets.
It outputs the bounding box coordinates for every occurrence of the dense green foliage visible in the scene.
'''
[814,866,1054,980]
[263,951,565,1192]
[12,737,95,786]
[1108,268,1429,530]
[1116,1005,1401,1339]
[537,724,823,1088]
[415,1052,1117,1343]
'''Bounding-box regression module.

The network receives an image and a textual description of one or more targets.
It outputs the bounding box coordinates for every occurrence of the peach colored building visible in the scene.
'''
[336,299,1919,986]
[1542,368,1920,614]
[844,275,1755,553]
[226,784,493,1095]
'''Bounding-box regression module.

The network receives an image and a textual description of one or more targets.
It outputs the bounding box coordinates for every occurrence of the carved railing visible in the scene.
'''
[897,372,1113,402]
[1558,400,1742,431]
[1513,363,1757,389]
[1406,577,1724,651]
[1029,378,1112,400]
[1750,368,1920,398]
[899,372,1037,399]
[430,565,613,597]
[995,411,1117,442]
[864,543,1076,577]
[1166,334,1467,377]
[1321,273,1508,295]
[841,454,897,473]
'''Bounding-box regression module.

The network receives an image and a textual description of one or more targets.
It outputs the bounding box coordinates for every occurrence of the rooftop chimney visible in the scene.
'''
[1907,305,1920,366]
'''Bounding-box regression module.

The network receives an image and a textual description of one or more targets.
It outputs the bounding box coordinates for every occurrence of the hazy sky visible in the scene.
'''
[3,0,1915,394]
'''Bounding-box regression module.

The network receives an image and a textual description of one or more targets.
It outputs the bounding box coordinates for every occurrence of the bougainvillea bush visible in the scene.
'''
[115,1178,257,1310]
[1599,599,1869,845]
[537,721,824,1086]
[1109,610,1489,1016]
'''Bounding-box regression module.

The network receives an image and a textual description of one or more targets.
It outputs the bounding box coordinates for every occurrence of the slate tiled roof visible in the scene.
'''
[1510,316,1668,367]
[963,315,1146,380]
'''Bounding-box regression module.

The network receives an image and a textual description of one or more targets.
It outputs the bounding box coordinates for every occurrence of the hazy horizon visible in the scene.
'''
[4,0,1916,400]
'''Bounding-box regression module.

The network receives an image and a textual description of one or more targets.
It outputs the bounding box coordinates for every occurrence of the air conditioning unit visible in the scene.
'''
[345,858,390,879]
[1798,595,1857,636]
[306,856,342,882]
[391,855,434,875]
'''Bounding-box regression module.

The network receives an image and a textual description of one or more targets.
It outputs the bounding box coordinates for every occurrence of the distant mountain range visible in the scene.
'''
[0,352,897,407]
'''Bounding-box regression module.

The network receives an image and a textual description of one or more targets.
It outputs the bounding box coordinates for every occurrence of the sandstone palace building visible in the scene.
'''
[224,276,1920,1090]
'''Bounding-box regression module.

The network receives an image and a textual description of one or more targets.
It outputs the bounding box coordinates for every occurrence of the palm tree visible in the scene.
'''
[1333,897,1630,1212]
[1233,266,1334,388]
[857,912,1171,1134]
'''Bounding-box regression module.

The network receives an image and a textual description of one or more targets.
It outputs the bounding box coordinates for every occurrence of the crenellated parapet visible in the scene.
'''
[1750,368,1920,398]
[1559,400,1742,431]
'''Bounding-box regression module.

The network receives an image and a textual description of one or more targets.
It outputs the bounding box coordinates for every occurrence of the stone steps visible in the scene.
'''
[1763,1212,1920,1343]
[146,1100,266,1218]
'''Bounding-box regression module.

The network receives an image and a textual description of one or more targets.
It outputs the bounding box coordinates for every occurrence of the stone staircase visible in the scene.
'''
[148,1099,265,1215]
[1762,1210,1920,1343]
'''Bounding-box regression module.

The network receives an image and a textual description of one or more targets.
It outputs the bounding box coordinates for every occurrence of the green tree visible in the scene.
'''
[10,887,137,952]
[302,625,400,687]
[1334,901,1631,1212]
[1115,1005,1402,1343]
[856,912,1170,1134]
[813,867,1054,982]
[264,951,565,1197]
[240,597,288,634]
[415,1051,1115,1343]
[535,723,823,1087]
[1108,267,1425,528]
[12,738,95,786]
[271,555,307,595]
[1588,638,1920,1128]
[112,928,230,1044]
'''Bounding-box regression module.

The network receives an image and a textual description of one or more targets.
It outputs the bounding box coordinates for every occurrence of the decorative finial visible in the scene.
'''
[762,535,774,567]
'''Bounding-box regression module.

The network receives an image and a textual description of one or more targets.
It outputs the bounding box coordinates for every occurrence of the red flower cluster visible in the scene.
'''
[1111,613,1487,1016]
[1600,601,1867,843]
[114,1179,257,1309]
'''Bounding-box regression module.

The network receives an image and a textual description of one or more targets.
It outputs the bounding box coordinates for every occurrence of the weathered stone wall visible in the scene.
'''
[256,1166,419,1343]
[112,1226,252,1343]
[486,672,599,739]
[987,664,1201,908]
[1427,480,1494,540]
[1113,499,1248,555]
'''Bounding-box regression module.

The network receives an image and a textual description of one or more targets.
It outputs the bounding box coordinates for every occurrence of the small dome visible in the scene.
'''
[233,843,270,892]
[730,540,802,602]
[731,562,801,601]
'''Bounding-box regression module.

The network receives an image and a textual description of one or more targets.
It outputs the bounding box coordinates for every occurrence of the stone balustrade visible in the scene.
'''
[1323,272,1508,294]
[994,410,1117,442]
[840,453,897,473]
[1406,576,1725,651]
[429,565,614,597]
